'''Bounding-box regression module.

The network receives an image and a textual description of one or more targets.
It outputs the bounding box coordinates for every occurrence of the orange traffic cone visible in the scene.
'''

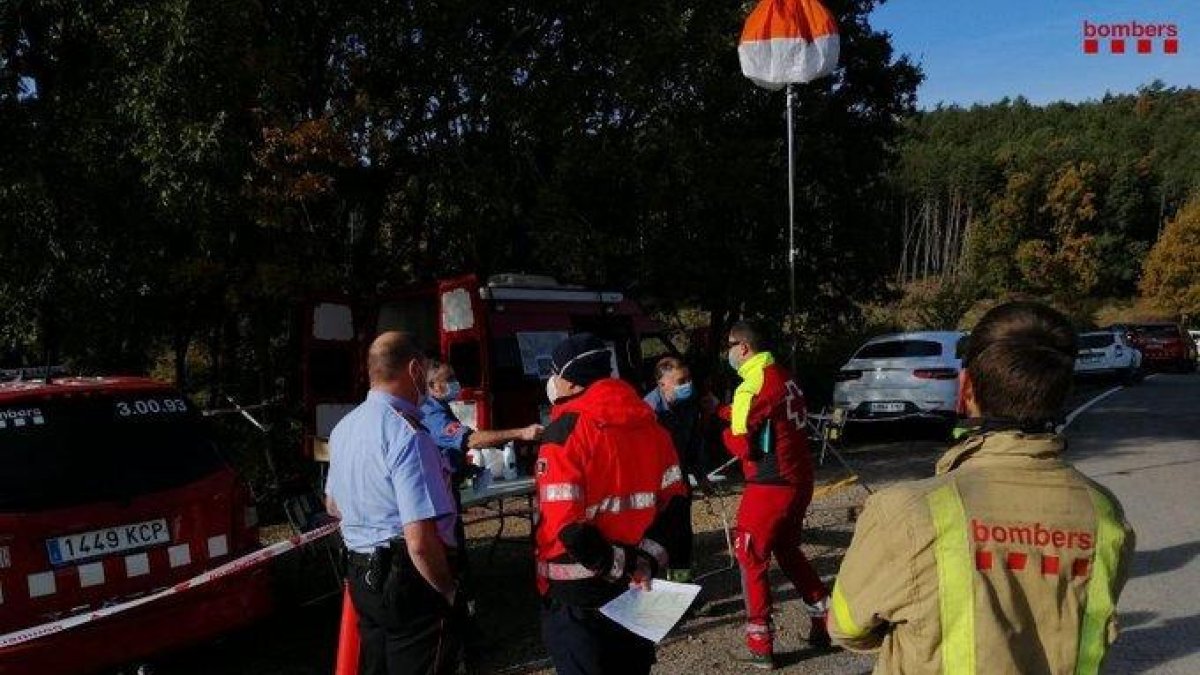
[334,582,360,675]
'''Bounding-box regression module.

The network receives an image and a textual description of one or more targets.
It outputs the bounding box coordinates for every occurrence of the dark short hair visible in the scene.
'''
[655,356,688,381]
[729,321,770,353]
[964,302,1076,423]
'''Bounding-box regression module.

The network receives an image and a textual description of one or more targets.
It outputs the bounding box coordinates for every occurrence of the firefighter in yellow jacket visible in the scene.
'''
[829,301,1135,675]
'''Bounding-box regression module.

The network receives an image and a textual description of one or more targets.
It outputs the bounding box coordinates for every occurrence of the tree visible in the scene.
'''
[1140,196,1200,322]
[1013,162,1102,303]
[1,0,919,397]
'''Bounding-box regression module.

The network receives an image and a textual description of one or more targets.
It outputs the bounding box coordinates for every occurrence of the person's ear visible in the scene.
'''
[958,369,981,417]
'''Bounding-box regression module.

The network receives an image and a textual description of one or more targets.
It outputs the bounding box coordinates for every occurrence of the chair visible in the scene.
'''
[806,406,848,466]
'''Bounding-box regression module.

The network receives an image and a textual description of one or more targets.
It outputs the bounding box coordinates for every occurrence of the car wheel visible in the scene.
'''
[1121,368,1138,385]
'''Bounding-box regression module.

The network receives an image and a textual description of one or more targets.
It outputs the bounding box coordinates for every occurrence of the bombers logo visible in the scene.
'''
[0,407,45,429]
[971,519,1095,578]
[1082,20,1180,54]
[972,518,1093,550]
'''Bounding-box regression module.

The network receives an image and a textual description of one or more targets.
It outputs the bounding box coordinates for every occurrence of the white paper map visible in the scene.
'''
[598,580,702,643]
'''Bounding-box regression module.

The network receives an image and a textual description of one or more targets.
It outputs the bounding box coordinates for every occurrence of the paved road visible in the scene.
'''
[641,375,1200,675]
[1067,373,1200,674]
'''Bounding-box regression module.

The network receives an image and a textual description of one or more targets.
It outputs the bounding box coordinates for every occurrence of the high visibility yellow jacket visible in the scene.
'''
[829,431,1135,675]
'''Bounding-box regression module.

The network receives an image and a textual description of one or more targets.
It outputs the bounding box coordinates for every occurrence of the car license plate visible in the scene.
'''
[46,519,170,566]
[870,402,906,413]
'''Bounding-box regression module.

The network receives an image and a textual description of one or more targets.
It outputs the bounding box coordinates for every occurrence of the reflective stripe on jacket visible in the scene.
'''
[534,378,687,606]
[829,431,1135,675]
[721,351,812,486]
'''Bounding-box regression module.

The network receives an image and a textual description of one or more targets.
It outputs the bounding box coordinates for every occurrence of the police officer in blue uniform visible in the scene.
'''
[325,331,461,675]
[420,361,543,477]
[420,360,542,659]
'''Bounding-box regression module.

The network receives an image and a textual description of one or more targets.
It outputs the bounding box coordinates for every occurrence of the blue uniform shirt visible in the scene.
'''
[326,390,457,553]
[420,396,471,471]
[644,388,669,414]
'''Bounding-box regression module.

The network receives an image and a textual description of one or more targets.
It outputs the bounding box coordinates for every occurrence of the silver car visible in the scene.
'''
[833,331,967,420]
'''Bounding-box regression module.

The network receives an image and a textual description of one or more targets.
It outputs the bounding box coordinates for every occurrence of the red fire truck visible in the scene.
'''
[302,274,677,466]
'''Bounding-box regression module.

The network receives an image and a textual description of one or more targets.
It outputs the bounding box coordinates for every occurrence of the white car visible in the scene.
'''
[1075,330,1142,383]
[1190,329,1200,352]
[832,331,967,421]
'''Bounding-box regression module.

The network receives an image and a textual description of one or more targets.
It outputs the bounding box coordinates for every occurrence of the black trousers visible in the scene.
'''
[540,600,655,675]
[347,549,461,675]
[666,490,694,570]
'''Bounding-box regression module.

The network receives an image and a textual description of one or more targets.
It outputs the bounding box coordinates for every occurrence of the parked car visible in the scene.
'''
[1075,330,1143,383]
[832,331,967,422]
[1189,329,1200,352]
[1106,322,1197,373]
[0,376,268,675]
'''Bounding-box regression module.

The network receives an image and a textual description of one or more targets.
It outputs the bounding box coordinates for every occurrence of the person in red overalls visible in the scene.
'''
[534,333,689,675]
[719,321,831,669]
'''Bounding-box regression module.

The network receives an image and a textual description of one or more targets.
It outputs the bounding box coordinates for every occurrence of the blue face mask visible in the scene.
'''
[673,381,694,401]
[442,381,462,402]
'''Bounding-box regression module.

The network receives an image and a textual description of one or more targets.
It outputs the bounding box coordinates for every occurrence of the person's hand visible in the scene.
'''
[629,554,654,591]
[519,424,544,442]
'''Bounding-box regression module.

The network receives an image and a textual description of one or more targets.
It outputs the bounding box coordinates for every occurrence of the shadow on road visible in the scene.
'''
[1132,541,1200,580]
[1111,612,1200,674]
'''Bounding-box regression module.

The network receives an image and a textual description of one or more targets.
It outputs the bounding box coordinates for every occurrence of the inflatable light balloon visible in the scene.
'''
[738,0,840,90]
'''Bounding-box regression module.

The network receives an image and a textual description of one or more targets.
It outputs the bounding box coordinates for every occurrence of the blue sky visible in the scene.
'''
[870,0,1199,108]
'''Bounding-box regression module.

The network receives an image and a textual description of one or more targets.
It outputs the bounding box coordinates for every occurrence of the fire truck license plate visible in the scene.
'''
[46,519,170,565]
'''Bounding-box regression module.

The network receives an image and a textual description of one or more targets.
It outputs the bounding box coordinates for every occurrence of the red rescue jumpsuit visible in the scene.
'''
[720,352,828,654]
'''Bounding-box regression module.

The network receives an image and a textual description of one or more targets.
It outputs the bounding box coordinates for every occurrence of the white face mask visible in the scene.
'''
[545,375,560,404]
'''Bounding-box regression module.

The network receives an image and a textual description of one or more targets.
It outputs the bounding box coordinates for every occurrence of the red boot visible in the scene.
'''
[736,622,775,670]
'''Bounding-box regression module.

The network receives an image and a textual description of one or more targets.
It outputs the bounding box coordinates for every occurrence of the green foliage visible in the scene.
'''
[893,84,1200,302]
[0,0,919,402]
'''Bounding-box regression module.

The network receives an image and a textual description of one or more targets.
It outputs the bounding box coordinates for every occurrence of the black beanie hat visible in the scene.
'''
[551,333,613,387]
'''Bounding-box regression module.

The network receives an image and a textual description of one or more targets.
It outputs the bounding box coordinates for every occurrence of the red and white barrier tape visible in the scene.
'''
[0,521,341,650]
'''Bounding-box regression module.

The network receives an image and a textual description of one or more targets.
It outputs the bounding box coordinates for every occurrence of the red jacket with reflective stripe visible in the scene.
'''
[720,354,813,486]
[534,378,686,599]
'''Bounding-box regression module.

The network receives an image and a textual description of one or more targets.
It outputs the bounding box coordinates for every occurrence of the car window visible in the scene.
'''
[1138,325,1181,338]
[855,339,942,359]
[1079,334,1115,349]
[447,340,483,388]
[0,392,226,512]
